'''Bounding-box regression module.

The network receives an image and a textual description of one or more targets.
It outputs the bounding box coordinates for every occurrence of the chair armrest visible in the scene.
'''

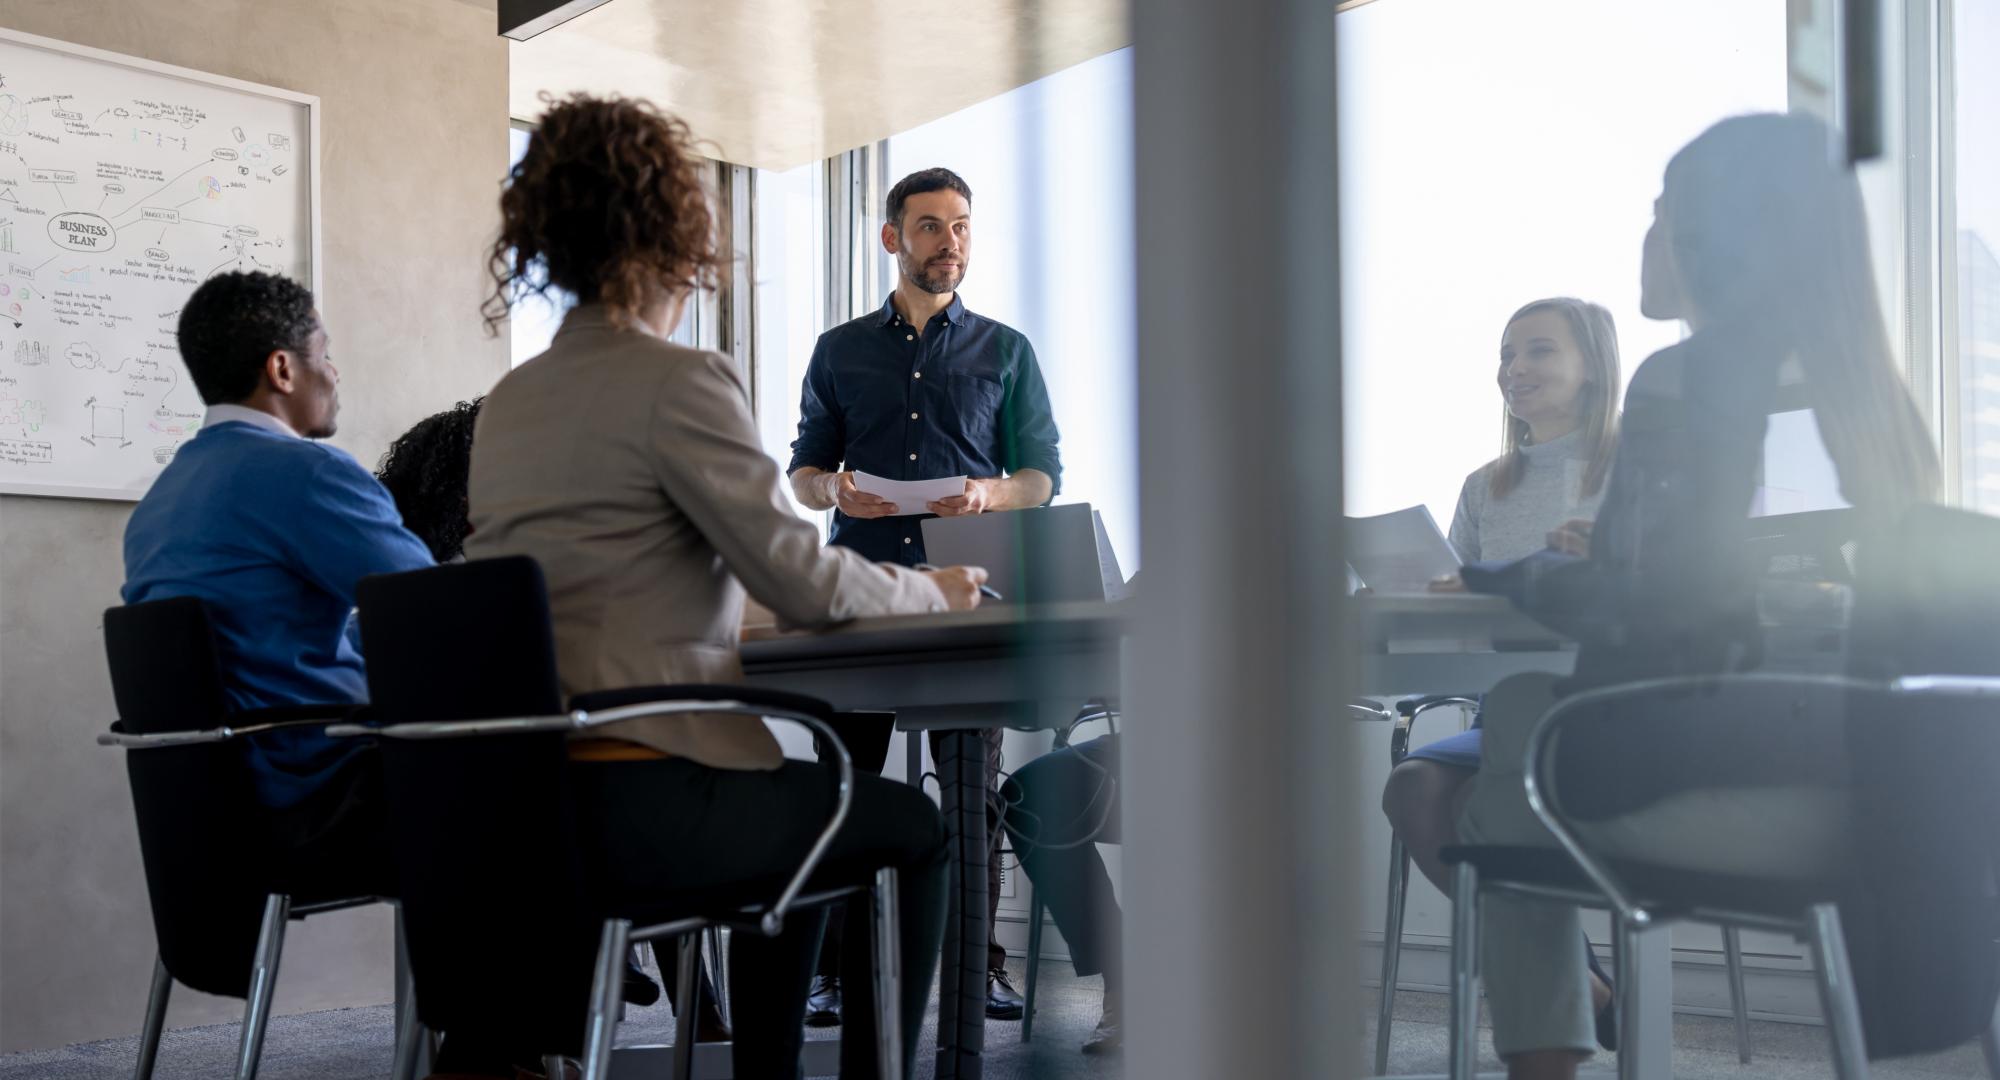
[327,684,849,938]
[1520,671,1882,920]
[1345,699,1393,723]
[1390,695,1480,764]
[1055,698,1121,747]
[1891,675,2000,697]
[98,704,362,749]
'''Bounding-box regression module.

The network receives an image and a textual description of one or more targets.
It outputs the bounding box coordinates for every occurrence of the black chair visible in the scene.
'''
[1440,505,2000,1080]
[96,596,410,1080]
[335,557,905,1080]
[1017,698,1120,1043]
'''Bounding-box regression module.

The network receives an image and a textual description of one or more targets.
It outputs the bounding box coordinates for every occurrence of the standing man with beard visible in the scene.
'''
[789,167,1062,1030]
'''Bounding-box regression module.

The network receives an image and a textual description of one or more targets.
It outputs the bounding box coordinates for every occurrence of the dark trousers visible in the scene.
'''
[1000,734,1122,987]
[572,757,948,1079]
[263,744,398,899]
[813,718,1009,978]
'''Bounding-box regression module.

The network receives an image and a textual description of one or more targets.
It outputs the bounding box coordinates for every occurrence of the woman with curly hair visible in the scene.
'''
[456,93,987,1079]
[376,398,482,563]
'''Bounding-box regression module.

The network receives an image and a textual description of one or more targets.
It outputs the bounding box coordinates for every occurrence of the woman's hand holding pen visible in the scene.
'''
[917,563,999,609]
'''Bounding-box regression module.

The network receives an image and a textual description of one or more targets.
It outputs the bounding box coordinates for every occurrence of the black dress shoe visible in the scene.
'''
[622,958,661,1007]
[804,974,843,1028]
[985,970,1025,1020]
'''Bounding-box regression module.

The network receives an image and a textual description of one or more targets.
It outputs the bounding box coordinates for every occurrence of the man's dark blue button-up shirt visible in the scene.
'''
[788,293,1063,566]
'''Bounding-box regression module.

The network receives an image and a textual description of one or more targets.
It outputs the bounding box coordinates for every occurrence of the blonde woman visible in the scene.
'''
[1382,297,1621,894]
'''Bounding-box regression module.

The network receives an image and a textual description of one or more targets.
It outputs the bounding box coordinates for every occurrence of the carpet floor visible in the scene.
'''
[9,975,1995,1078]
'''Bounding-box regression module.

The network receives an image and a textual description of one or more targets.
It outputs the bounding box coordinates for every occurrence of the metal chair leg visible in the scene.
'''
[1615,916,1645,1080]
[582,918,632,1080]
[703,925,731,1030]
[1448,861,1479,1080]
[1374,834,1409,1076]
[134,954,172,1080]
[1807,903,1871,1080]
[391,908,424,1080]
[1979,992,2000,1080]
[1722,925,1752,1064]
[673,933,701,1080]
[873,867,905,1080]
[542,1056,570,1078]
[1020,892,1044,1044]
[235,893,290,1080]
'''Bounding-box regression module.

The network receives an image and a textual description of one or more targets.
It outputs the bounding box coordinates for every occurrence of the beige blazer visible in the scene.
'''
[466,304,946,769]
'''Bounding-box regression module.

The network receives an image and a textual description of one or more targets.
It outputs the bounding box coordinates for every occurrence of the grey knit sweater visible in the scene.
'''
[1446,429,1605,563]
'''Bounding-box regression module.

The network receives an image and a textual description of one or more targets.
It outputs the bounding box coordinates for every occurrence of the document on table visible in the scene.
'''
[1344,505,1462,593]
[852,471,969,515]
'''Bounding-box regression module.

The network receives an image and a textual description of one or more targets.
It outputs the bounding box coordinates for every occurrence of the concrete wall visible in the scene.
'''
[0,0,507,1052]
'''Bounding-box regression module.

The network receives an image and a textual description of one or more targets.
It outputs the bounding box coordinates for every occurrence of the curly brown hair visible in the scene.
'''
[483,93,727,335]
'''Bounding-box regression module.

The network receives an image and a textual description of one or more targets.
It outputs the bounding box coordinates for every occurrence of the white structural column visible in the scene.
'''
[1124,1,1356,1078]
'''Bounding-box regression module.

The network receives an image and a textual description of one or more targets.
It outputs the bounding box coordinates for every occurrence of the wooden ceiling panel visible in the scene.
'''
[509,0,1129,170]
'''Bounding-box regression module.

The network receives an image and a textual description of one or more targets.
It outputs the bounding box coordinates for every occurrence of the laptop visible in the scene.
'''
[921,503,1118,605]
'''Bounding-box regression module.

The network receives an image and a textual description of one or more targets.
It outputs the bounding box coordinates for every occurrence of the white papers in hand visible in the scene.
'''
[852,471,969,515]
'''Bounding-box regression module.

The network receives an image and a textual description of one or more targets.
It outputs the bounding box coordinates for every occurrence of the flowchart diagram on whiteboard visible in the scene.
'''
[0,28,318,500]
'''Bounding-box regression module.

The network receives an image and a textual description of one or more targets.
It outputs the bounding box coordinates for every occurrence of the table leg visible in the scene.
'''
[935,728,988,1080]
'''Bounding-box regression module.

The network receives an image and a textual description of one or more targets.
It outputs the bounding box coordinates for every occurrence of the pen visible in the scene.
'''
[915,562,1003,601]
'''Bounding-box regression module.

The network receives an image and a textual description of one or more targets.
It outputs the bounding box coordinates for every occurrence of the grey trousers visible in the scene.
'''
[1455,672,1597,1059]
[1457,672,1852,1059]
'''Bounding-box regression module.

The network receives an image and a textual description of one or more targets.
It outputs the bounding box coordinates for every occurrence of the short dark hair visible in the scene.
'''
[376,398,483,562]
[176,271,319,405]
[885,168,972,233]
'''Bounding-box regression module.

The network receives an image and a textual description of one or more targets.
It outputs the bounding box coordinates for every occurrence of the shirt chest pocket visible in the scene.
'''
[945,372,1005,443]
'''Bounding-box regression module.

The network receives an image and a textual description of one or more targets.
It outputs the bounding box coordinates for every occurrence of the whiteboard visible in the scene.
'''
[0,28,319,501]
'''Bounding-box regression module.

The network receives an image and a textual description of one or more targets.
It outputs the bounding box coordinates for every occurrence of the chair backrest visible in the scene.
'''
[102,598,267,998]
[1839,503,2000,1057]
[1537,505,2000,1058]
[1848,502,2000,680]
[105,596,232,734]
[356,556,594,1051]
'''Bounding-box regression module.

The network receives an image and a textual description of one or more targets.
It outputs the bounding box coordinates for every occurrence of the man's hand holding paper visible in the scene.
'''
[851,471,971,517]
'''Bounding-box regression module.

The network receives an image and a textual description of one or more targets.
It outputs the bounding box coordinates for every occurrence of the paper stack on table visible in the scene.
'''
[852,471,968,515]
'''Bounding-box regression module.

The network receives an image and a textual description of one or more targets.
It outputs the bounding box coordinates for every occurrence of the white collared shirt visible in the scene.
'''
[202,403,301,440]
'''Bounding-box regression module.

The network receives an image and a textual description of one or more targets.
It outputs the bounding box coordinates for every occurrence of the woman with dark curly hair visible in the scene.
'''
[459,93,986,1079]
[376,398,482,563]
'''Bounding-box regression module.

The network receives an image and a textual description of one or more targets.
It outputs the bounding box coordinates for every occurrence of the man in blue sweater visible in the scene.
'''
[123,271,433,852]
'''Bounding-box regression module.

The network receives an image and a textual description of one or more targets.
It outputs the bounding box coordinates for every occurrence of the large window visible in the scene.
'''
[750,160,830,523]
[1338,1,1788,528]
[1953,2,2000,512]
[507,126,567,366]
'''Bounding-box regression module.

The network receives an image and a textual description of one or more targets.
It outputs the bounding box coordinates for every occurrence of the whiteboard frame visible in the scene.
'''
[0,26,323,501]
